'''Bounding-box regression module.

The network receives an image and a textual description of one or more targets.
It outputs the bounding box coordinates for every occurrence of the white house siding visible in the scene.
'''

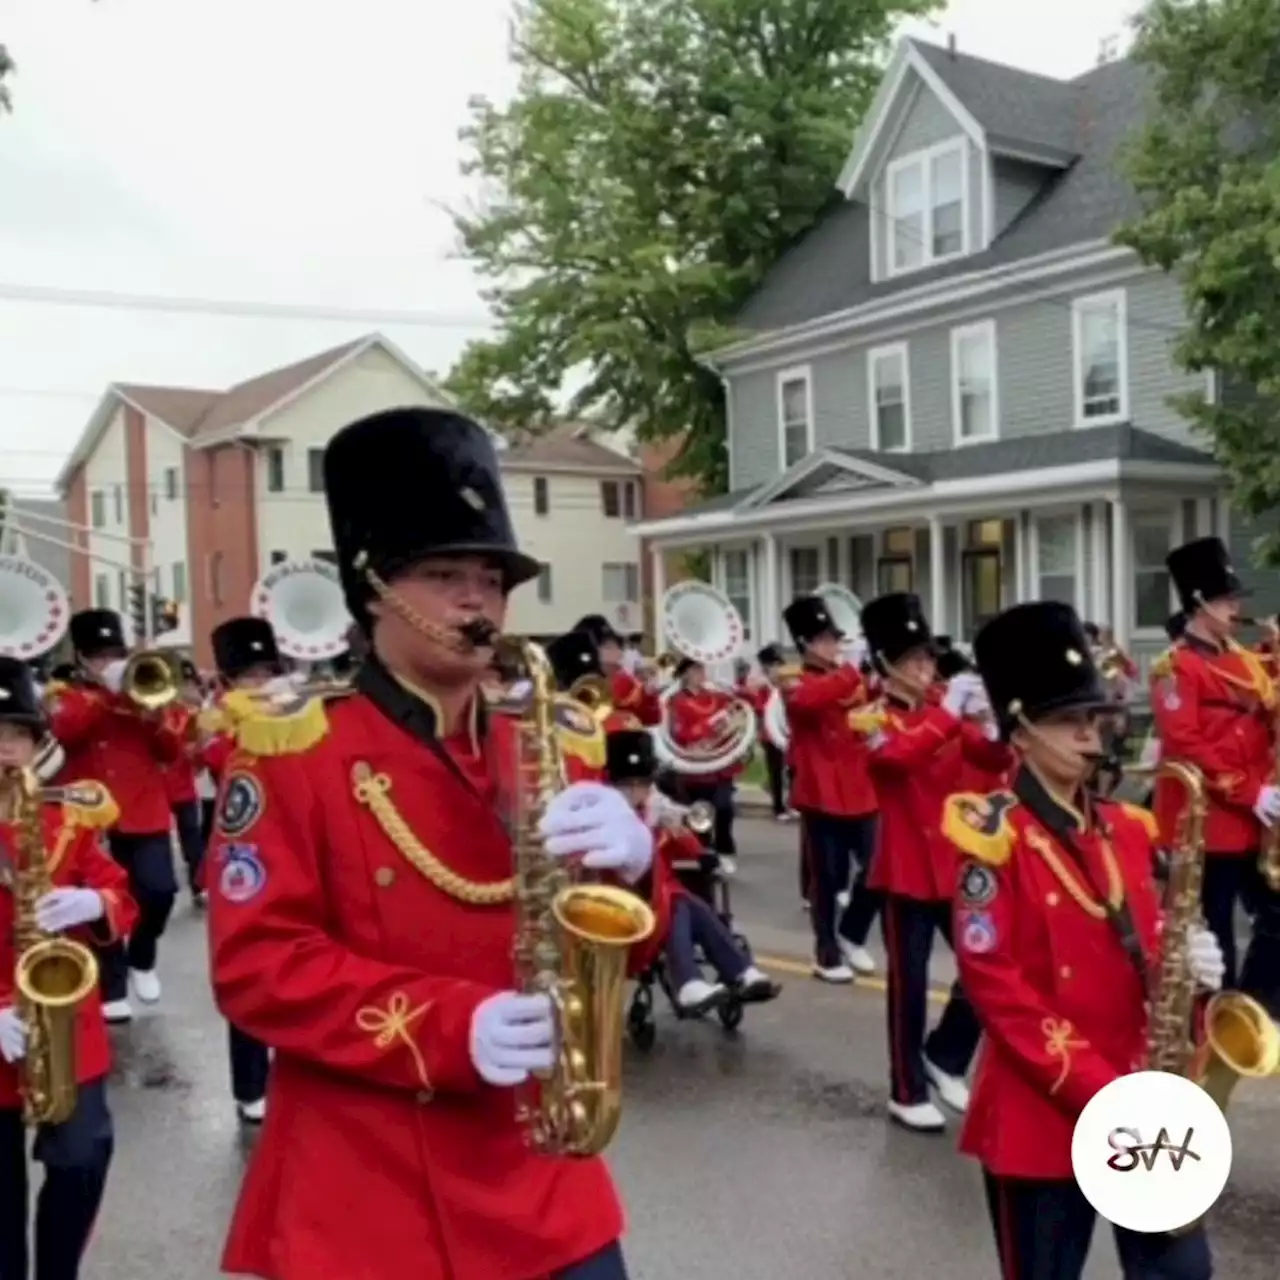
[145,418,192,647]
[83,406,131,616]
[254,345,446,566]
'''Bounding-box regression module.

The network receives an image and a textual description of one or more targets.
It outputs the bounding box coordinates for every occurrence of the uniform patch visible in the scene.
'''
[218,772,264,837]
[960,863,997,907]
[959,910,998,954]
[1158,677,1181,711]
[218,843,266,903]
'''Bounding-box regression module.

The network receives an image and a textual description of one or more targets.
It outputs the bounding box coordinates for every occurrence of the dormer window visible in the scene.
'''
[886,139,966,275]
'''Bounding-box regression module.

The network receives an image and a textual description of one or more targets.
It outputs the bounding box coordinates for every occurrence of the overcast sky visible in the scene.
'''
[0,0,1140,496]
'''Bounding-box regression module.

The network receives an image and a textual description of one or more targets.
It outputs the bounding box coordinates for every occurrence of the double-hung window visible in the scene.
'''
[867,344,910,451]
[777,368,813,469]
[1072,290,1128,425]
[887,140,966,274]
[951,321,997,443]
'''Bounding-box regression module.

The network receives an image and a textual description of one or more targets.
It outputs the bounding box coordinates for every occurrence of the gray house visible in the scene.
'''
[632,38,1275,673]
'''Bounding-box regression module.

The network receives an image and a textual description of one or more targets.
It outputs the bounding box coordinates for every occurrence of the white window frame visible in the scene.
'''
[884,138,969,279]
[867,342,912,452]
[1071,288,1129,427]
[1028,510,1085,614]
[1130,508,1176,636]
[950,319,999,445]
[775,365,814,470]
[721,546,754,641]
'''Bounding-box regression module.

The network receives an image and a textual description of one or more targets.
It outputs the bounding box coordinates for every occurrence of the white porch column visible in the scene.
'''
[1109,497,1131,648]
[1088,502,1108,623]
[1012,510,1027,603]
[928,515,947,634]
[760,532,780,644]
[649,543,666,632]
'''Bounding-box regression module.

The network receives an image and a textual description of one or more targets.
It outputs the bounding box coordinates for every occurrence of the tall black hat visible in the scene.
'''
[605,729,657,784]
[1166,537,1247,612]
[69,609,126,659]
[756,643,784,667]
[934,635,971,680]
[974,602,1108,735]
[1166,611,1188,642]
[783,595,843,646]
[323,407,540,623]
[212,617,282,679]
[0,656,45,728]
[571,614,623,647]
[674,656,702,679]
[544,631,602,692]
[861,593,932,668]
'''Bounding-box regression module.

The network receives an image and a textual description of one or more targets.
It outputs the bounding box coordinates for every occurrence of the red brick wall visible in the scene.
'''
[186,443,259,668]
[124,407,149,637]
[638,436,700,632]
[65,469,90,609]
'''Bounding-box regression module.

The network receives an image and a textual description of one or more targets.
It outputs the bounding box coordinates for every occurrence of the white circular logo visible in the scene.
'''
[1070,1071,1232,1233]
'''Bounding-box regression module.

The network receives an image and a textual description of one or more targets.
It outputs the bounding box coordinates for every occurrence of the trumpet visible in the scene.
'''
[118,650,179,711]
[651,793,715,835]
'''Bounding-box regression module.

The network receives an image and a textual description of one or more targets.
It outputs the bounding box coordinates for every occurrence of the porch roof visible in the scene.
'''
[633,425,1218,543]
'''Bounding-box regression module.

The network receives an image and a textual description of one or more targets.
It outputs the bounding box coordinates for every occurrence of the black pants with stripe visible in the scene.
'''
[882,894,979,1106]
[801,811,879,969]
[983,1174,1212,1279]
[1200,852,1280,1017]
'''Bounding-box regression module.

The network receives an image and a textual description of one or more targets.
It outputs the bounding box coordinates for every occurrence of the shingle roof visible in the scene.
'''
[734,46,1147,332]
[502,424,639,472]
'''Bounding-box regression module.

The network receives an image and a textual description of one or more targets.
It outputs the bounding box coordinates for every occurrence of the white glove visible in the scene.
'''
[35,887,104,933]
[942,672,983,719]
[842,635,869,668]
[866,730,887,751]
[1254,785,1280,826]
[1186,924,1225,992]
[469,991,556,1086]
[539,781,655,883]
[0,1008,26,1064]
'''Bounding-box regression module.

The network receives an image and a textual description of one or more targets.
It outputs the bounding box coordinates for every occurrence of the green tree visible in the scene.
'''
[449,0,939,491]
[1117,0,1280,556]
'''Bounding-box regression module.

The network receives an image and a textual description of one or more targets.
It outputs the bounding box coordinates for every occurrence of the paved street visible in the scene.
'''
[87,814,1279,1278]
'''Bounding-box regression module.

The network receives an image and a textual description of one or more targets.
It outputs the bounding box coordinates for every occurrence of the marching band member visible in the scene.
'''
[858,593,1001,1132]
[0,656,138,1280]
[751,645,793,822]
[166,659,206,906]
[943,601,1220,1280]
[604,725,778,1012]
[47,611,188,1022]
[664,657,744,873]
[1154,535,1280,1011]
[571,614,662,727]
[207,407,654,1280]
[781,595,879,983]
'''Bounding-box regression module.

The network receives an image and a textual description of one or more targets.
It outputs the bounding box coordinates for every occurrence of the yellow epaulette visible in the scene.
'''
[847,700,888,735]
[1117,800,1160,843]
[1149,648,1174,681]
[197,704,229,736]
[941,791,1019,867]
[49,780,119,830]
[42,679,69,699]
[222,689,333,759]
[552,694,607,769]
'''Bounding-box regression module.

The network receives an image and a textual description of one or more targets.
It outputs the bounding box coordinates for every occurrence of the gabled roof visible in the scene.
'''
[501,422,640,474]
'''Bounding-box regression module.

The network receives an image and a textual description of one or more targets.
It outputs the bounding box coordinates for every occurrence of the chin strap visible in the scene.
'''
[354,552,491,655]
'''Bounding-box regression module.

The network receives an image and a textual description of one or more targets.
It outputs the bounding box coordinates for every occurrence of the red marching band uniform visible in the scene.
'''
[664,673,744,788]
[206,407,650,1280]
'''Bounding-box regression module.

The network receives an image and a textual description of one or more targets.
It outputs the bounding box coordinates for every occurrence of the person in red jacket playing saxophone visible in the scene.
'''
[856,593,1010,1133]
[781,594,879,983]
[46,610,189,1023]
[207,406,655,1280]
[0,656,138,1280]
[1154,535,1280,1014]
[942,601,1221,1280]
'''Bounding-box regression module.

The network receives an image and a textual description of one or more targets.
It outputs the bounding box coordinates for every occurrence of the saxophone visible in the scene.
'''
[1146,761,1280,1111]
[2,766,100,1126]
[504,638,655,1157]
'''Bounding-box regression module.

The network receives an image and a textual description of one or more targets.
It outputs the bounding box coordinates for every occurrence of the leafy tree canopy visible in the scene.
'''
[1118,0,1280,556]
[448,0,939,491]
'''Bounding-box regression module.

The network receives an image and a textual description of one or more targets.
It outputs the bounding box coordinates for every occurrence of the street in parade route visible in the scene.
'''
[94,814,1279,1279]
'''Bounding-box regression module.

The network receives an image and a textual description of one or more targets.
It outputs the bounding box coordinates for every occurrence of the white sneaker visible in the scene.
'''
[676,978,728,1013]
[237,1097,267,1124]
[811,962,854,984]
[888,1099,947,1132]
[839,940,876,976]
[775,811,795,824]
[102,999,133,1025]
[718,856,738,877]
[925,1059,971,1112]
[130,969,161,1004]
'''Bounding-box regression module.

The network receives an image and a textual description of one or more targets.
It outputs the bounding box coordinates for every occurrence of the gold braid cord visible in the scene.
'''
[351,762,515,905]
[355,993,434,1095]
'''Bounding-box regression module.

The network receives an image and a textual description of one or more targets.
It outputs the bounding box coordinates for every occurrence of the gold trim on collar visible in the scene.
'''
[1024,826,1123,921]
[1222,640,1278,709]
[1024,762,1090,830]
[390,671,482,754]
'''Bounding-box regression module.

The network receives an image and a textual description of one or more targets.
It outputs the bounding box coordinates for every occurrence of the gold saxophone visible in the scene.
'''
[504,637,656,1157]
[1146,761,1280,1116]
[2,766,100,1126]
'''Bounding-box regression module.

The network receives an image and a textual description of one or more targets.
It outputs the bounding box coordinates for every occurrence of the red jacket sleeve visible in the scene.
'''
[145,704,189,765]
[611,671,660,726]
[202,732,235,781]
[951,851,1120,1117]
[658,825,705,867]
[959,720,1016,773]
[207,751,496,1097]
[67,824,139,946]
[871,706,961,771]
[46,686,112,749]
[783,666,863,718]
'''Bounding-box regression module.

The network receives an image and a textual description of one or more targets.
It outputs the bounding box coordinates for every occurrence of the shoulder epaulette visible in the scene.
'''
[847,700,888,735]
[552,694,606,769]
[223,689,332,759]
[47,780,119,830]
[1115,800,1160,843]
[941,791,1019,867]
[1148,648,1174,680]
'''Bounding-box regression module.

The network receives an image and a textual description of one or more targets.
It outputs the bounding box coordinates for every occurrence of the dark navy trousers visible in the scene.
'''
[100,831,177,1000]
[0,1078,113,1280]
[801,811,880,969]
[228,1023,270,1105]
[1200,853,1280,1016]
[555,1241,629,1279]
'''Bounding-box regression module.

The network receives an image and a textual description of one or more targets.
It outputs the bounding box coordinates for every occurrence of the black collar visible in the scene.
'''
[355,654,486,752]
[885,692,914,711]
[1181,630,1226,657]
[1013,765,1093,837]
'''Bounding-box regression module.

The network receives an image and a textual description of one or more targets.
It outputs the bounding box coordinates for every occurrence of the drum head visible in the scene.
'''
[251,560,351,661]
[0,557,68,659]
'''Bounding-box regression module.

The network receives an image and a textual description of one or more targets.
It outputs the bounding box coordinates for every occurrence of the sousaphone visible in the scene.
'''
[250,558,352,662]
[652,581,757,776]
[0,555,69,660]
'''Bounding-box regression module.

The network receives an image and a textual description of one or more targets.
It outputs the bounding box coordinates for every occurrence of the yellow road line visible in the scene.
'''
[757,952,948,1005]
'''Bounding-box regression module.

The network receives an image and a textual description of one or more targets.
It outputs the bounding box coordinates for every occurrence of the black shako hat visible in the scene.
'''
[323,407,540,623]
[861,593,932,668]
[1166,611,1188,642]
[783,595,844,646]
[545,631,602,692]
[756,644,784,667]
[674,656,702,679]
[0,656,45,729]
[69,609,126,658]
[934,634,972,680]
[212,617,282,679]
[605,729,657,784]
[1166,536,1248,612]
[571,614,623,647]
[974,602,1109,736]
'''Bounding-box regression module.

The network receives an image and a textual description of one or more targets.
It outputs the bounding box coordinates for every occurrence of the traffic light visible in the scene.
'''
[128,582,147,640]
[152,597,179,635]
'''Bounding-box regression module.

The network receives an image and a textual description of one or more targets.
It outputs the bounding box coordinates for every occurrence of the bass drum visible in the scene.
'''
[815,582,862,639]
[660,580,745,666]
[0,555,69,659]
[250,558,352,661]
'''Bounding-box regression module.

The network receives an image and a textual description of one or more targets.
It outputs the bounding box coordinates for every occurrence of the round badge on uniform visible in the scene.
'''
[960,863,997,908]
[219,843,267,904]
[218,772,264,838]
[960,909,997,954]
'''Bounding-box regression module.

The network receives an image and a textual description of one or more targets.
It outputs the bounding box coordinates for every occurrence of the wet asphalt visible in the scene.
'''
[82,814,1278,1279]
